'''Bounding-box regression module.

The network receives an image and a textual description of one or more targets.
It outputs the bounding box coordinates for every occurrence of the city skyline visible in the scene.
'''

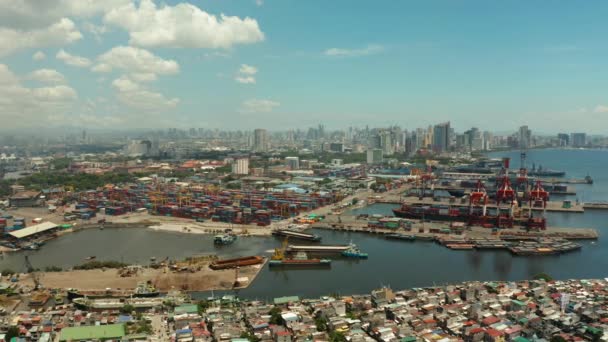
[1,1,608,132]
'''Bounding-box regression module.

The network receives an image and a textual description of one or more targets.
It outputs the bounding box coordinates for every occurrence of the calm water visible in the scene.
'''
[2,149,608,300]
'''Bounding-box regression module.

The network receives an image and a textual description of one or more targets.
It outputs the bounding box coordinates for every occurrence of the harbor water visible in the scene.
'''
[1,148,607,300]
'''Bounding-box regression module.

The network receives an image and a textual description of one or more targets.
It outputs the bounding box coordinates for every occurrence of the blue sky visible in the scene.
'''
[1,0,607,133]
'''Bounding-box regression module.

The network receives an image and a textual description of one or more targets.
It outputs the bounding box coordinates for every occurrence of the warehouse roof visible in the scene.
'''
[8,222,58,239]
[59,324,125,341]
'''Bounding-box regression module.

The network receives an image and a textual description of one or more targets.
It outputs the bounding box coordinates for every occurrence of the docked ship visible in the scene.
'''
[73,297,165,311]
[341,243,368,258]
[271,229,321,242]
[214,233,237,245]
[209,255,265,270]
[385,233,416,241]
[268,252,331,267]
[527,164,566,177]
[67,282,160,301]
[392,203,546,229]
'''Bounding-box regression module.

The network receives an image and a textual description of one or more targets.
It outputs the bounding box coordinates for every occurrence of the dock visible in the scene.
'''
[377,197,585,213]
[583,202,608,210]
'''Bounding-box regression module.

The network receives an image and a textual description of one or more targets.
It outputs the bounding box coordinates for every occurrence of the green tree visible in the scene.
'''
[550,335,567,342]
[5,326,19,341]
[1,269,15,276]
[197,300,210,315]
[534,273,553,282]
[329,331,347,342]
[120,304,135,314]
[268,307,283,325]
[240,332,261,342]
[351,198,359,205]
[314,316,328,331]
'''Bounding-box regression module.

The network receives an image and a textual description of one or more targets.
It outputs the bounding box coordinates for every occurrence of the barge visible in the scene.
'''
[272,229,321,242]
[209,256,265,270]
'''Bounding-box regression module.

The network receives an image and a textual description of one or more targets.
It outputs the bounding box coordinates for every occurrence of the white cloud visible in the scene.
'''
[95,46,179,75]
[240,98,279,113]
[83,22,109,42]
[104,0,264,49]
[32,51,46,61]
[112,75,179,110]
[130,73,158,82]
[0,64,77,127]
[594,105,608,113]
[26,69,67,84]
[235,64,258,84]
[56,49,92,67]
[236,76,256,84]
[239,64,258,75]
[255,0,264,6]
[324,44,384,57]
[0,18,82,57]
[0,0,131,29]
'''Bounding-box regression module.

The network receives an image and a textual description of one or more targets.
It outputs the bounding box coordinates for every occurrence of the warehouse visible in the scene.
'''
[8,222,58,241]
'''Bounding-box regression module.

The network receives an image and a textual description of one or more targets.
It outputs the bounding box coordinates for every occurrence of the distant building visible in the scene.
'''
[9,190,42,207]
[231,157,249,175]
[518,126,532,149]
[285,156,300,170]
[331,159,343,166]
[432,122,450,153]
[329,142,344,153]
[570,133,586,147]
[253,128,269,152]
[557,133,569,147]
[366,148,383,164]
[379,130,394,155]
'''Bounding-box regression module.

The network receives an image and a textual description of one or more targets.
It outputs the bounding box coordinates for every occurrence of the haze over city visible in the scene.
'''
[1,1,608,132]
[4,2,608,342]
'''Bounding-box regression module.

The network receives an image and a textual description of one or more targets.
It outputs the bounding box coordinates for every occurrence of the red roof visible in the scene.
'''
[470,328,485,334]
[464,320,478,326]
[482,316,500,326]
[277,331,292,336]
[486,329,504,337]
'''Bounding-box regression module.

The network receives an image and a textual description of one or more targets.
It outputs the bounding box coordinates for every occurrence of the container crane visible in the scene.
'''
[469,180,489,227]
[495,158,516,228]
[527,180,548,230]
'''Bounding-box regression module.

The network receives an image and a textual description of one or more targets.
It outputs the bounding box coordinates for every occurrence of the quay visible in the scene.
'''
[376,196,585,213]
[582,202,608,210]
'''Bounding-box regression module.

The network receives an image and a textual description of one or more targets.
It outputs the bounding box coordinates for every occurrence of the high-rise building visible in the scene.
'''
[253,128,269,152]
[518,126,532,149]
[557,133,569,147]
[231,157,249,175]
[379,130,394,156]
[366,148,383,164]
[285,156,300,170]
[432,122,450,153]
[570,133,586,147]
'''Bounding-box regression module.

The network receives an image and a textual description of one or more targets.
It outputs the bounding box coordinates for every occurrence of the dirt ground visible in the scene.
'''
[21,262,265,292]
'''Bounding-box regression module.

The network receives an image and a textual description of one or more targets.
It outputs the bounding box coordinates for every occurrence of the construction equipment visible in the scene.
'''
[272,237,289,261]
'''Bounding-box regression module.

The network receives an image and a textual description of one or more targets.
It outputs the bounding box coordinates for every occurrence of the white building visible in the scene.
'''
[366,149,383,164]
[231,158,249,175]
[285,156,300,170]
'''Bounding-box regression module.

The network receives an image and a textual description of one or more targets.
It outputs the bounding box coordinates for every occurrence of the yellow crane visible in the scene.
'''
[272,237,289,261]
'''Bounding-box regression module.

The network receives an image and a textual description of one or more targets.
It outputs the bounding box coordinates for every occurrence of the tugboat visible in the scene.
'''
[341,243,368,259]
[214,233,237,245]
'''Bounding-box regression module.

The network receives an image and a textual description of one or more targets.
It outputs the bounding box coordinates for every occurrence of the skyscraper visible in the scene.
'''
[432,122,450,153]
[518,125,532,149]
[253,128,269,152]
[570,133,586,147]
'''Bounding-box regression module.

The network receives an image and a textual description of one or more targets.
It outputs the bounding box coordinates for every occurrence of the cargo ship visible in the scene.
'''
[272,229,321,242]
[73,297,165,311]
[209,255,265,270]
[268,252,331,267]
[385,233,416,241]
[392,203,546,229]
[67,282,159,301]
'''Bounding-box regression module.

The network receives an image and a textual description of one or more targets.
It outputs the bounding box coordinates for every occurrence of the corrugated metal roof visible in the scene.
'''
[8,222,58,239]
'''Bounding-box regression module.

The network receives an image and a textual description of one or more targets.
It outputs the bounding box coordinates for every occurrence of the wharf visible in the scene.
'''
[583,202,608,210]
[377,197,585,213]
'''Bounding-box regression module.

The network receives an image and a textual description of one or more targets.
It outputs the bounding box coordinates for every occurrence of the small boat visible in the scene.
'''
[85,256,96,261]
[341,243,368,259]
[133,281,160,298]
[214,234,237,245]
